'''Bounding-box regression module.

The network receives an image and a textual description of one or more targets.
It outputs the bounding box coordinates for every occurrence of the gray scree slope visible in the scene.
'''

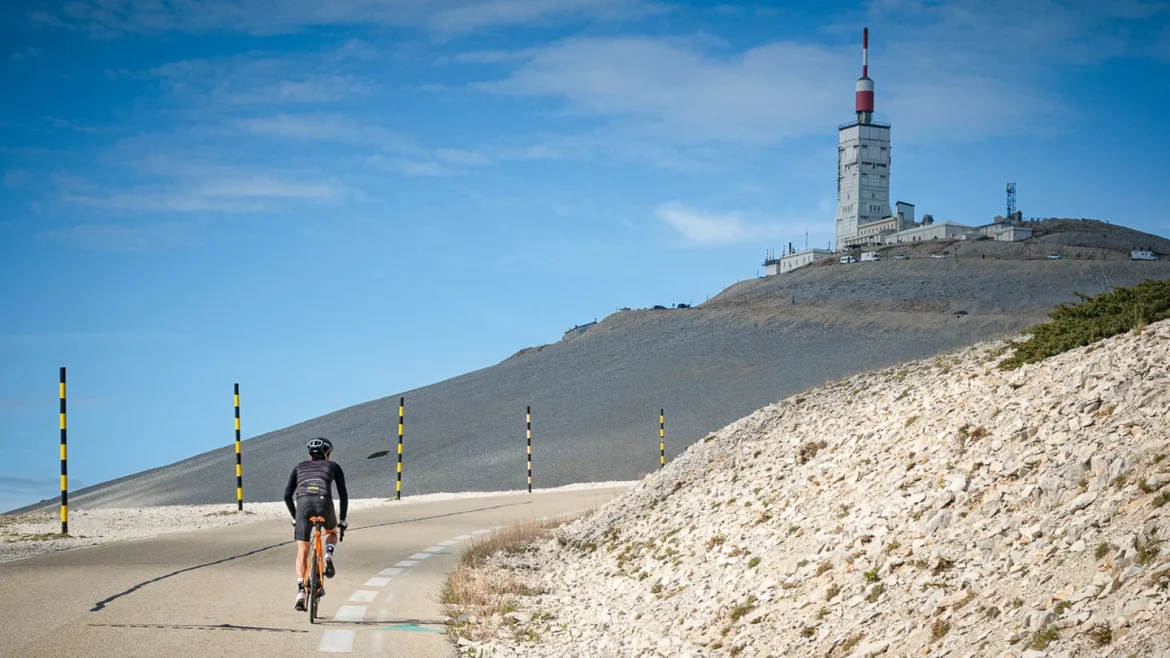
[14,221,1170,512]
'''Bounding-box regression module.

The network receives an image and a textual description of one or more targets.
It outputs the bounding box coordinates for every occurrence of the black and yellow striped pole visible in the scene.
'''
[234,383,243,510]
[659,408,665,469]
[59,367,68,535]
[526,406,532,493]
[396,397,404,500]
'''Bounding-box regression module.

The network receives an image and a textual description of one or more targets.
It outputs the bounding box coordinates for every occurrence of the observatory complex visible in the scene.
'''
[764,29,1033,277]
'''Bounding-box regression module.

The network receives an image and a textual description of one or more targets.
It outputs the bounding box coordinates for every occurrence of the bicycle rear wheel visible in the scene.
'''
[308,539,319,623]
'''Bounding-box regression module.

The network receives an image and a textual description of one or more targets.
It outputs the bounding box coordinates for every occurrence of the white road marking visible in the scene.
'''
[409,552,433,560]
[372,630,385,652]
[318,630,355,652]
[438,539,458,546]
[365,576,391,587]
[453,534,471,540]
[423,545,446,553]
[394,560,419,568]
[335,605,367,621]
[379,567,405,576]
[348,590,378,603]
[471,530,490,535]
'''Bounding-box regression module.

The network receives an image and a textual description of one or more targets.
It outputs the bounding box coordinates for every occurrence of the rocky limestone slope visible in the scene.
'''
[461,319,1170,658]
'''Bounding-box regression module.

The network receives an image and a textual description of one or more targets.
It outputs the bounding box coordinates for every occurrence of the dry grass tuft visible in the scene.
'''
[442,513,589,643]
[459,518,565,569]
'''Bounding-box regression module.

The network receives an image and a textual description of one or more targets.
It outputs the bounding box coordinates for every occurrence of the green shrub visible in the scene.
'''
[729,596,757,623]
[1029,627,1059,650]
[1000,279,1170,370]
[1088,625,1112,646]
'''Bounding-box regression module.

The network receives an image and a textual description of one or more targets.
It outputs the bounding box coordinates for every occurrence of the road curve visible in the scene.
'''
[0,487,629,658]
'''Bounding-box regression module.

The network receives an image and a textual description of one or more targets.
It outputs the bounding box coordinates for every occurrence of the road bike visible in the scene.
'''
[304,516,345,624]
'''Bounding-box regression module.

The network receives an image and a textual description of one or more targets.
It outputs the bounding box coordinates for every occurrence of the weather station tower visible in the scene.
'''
[834,28,892,250]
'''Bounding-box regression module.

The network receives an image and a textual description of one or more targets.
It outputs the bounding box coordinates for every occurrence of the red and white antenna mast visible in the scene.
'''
[855,27,874,124]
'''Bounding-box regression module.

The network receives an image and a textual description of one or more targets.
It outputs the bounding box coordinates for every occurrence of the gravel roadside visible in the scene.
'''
[0,480,635,564]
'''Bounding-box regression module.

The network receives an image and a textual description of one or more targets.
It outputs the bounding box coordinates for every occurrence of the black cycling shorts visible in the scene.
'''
[294,494,337,541]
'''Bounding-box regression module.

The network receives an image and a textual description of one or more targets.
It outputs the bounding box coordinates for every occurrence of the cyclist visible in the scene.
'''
[284,437,349,611]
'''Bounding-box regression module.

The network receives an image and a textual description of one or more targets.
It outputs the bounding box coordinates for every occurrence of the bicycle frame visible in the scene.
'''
[306,516,326,623]
[304,516,345,623]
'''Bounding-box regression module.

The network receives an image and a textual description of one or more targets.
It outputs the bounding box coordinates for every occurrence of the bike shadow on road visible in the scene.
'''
[314,617,448,627]
[89,500,532,613]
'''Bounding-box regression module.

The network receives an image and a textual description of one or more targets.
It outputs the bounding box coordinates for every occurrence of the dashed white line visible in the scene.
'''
[438,539,458,546]
[471,530,490,535]
[408,552,433,560]
[379,567,405,576]
[394,560,419,568]
[454,534,472,540]
[372,629,385,652]
[318,630,355,652]
[348,590,377,603]
[335,605,367,621]
[423,545,446,553]
[365,576,391,587]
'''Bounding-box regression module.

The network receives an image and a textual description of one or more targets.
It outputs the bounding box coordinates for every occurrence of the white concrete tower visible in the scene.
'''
[835,27,891,250]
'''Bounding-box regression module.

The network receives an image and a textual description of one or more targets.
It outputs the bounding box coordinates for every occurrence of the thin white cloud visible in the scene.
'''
[475,1,1168,145]
[234,113,421,154]
[478,37,852,145]
[482,129,728,172]
[435,148,492,166]
[39,221,203,252]
[35,0,662,36]
[656,201,795,247]
[367,156,457,178]
[329,38,378,61]
[238,114,496,174]
[2,170,28,188]
[45,116,106,133]
[196,176,349,200]
[444,48,540,64]
[9,47,41,61]
[149,55,374,106]
[56,159,354,214]
[426,0,661,32]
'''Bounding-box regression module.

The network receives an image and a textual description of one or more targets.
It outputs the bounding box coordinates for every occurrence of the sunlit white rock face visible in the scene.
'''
[464,319,1170,658]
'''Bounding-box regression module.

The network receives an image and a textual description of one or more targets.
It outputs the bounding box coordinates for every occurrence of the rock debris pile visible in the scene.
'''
[459,319,1170,657]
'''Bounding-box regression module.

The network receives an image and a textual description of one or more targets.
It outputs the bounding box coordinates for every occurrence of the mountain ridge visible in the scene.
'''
[8,220,1170,514]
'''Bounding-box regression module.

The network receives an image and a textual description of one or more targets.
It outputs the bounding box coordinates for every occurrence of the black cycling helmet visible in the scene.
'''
[306,437,333,457]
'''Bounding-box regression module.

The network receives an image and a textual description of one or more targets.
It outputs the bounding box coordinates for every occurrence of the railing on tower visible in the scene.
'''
[838,120,891,130]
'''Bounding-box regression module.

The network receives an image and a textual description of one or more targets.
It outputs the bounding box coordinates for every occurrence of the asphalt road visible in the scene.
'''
[0,487,629,658]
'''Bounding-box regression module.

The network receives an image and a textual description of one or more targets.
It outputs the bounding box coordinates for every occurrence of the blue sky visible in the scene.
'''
[2,0,1168,511]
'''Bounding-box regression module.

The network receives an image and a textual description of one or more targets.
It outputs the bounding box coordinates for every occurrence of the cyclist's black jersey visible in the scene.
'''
[283,459,348,519]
